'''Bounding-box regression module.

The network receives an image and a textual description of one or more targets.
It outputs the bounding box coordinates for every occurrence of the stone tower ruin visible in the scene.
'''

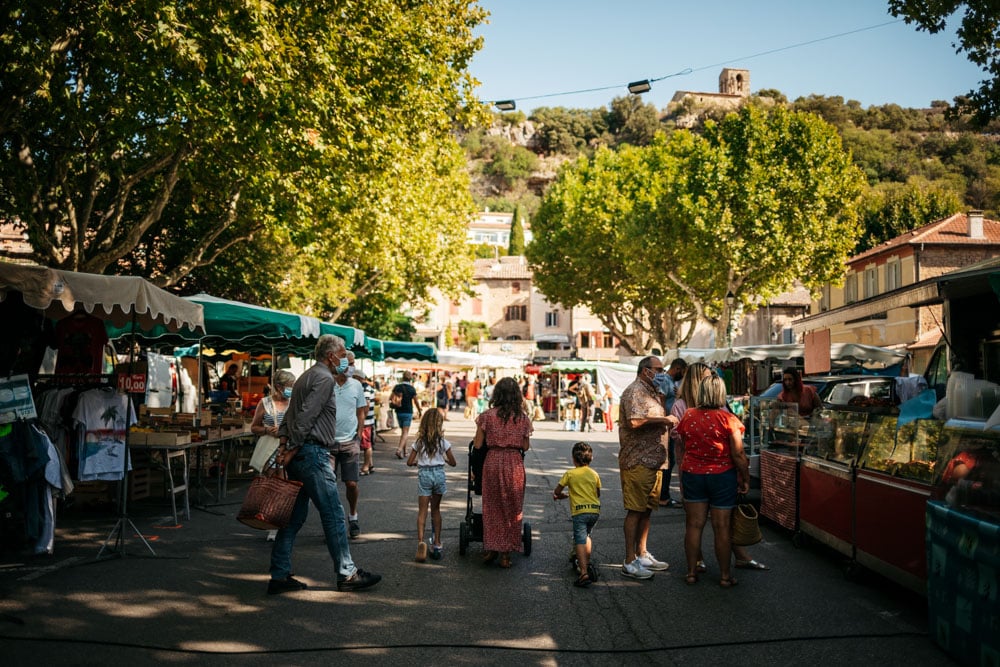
[718,68,750,97]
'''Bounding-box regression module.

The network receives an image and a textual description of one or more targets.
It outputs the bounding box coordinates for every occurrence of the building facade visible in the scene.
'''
[792,211,1000,372]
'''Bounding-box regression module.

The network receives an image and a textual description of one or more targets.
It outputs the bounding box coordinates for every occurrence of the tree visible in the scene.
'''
[529,107,608,156]
[634,105,866,344]
[857,180,964,252]
[527,145,700,354]
[889,0,1000,125]
[458,320,489,349]
[605,96,661,147]
[529,105,866,353]
[0,1,486,294]
[508,206,525,255]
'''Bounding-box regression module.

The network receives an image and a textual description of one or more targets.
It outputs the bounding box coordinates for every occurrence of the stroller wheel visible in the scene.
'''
[522,522,532,557]
[459,522,469,556]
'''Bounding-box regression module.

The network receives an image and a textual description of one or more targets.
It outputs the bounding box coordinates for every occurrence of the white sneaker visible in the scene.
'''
[637,551,669,571]
[621,559,654,580]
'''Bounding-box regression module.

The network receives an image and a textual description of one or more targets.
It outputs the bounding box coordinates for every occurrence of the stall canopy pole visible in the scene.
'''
[98,310,156,559]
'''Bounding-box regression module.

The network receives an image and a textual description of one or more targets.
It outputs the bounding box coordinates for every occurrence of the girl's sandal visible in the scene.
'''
[719,576,739,588]
[685,573,699,585]
[573,573,592,587]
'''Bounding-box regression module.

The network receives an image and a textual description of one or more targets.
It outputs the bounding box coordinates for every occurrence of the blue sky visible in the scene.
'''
[468,0,985,114]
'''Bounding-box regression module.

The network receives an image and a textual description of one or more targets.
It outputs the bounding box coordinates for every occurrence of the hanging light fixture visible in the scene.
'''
[627,80,652,94]
[494,100,516,111]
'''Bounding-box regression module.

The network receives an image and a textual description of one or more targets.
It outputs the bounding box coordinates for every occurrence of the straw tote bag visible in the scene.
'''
[731,498,763,546]
[237,464,303,530]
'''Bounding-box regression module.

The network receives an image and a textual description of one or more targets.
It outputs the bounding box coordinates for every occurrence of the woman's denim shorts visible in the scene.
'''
[681,468,738,509]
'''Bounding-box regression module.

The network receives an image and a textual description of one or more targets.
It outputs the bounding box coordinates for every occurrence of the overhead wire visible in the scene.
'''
[488,18,905,107]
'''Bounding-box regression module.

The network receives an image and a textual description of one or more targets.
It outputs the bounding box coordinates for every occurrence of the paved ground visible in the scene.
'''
[0,412,954,665]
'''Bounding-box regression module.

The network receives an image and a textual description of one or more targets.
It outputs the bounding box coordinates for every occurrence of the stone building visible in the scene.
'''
[669,67,751,128]
[791,211,1000,372]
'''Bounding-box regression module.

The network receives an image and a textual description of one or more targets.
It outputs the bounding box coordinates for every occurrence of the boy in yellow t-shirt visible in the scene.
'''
[553,442,602,587]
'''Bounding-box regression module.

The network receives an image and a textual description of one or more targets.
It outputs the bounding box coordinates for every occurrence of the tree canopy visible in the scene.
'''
[1,0,486,321]
[528,105,866,353]
[889,0,1000,125]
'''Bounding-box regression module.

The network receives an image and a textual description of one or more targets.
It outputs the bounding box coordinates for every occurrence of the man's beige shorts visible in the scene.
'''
[620,465,662,512]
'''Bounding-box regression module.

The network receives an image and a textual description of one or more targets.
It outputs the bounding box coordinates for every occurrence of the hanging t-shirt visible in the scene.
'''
[54,313,108,375]
[72,388,134,481]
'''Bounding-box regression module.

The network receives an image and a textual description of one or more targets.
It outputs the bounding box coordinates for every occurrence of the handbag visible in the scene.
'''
[390,389,402,409]
[731,496,763,546]
[237,465,303,530]
[248,398,280,471]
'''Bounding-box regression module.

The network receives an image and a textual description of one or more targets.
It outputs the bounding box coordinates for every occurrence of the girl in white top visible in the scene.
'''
[407,409,457,562]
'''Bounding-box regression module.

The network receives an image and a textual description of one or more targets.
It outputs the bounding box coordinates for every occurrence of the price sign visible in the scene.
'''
[118,373,147,393]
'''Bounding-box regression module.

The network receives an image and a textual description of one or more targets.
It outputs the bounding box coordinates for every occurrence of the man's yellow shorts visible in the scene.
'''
[620,465,662,512]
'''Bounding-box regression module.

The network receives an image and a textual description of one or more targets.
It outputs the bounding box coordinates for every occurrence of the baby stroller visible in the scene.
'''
[458,441,532,556]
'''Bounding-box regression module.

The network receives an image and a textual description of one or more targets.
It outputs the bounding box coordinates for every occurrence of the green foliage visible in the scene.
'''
[338,291,416,341]
[857,180,964,252]
[508,206,525,255]
[1,0,487,307]
[483,143,539,188]
[458,320,489,348]
[529,105,866,353]
[889,0,1000,125]
[605,96,662,147]
[529,107,608,155]
[754,89,789,104]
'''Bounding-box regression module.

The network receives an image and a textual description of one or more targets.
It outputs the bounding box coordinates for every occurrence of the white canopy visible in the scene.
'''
[389,350,526,371]
[0,261,204,333]
[659,343,906,366]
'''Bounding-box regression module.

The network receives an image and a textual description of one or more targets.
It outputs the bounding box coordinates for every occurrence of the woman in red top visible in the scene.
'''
[676,374,750,587]
[473,377,532,569]
[777,368,822,417]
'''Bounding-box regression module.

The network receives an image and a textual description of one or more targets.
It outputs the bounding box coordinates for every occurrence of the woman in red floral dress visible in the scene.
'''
[473,377,532,568]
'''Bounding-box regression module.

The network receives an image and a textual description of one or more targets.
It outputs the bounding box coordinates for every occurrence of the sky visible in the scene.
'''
[468,0,985,114]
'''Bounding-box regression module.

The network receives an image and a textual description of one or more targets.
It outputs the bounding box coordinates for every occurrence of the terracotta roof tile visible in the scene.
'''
[473,257,533,280]
[851,212,1000,264]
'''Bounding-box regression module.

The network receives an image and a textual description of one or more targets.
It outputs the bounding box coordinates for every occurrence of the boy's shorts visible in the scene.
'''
[417,465,447,496]
[396,412,413,428]
[572,513,600,545]
[620,465,662,512]
[360,425,372,451]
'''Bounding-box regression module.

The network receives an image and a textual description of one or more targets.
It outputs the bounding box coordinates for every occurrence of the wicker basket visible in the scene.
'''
[237,474,303,530]
[731,502,763,546]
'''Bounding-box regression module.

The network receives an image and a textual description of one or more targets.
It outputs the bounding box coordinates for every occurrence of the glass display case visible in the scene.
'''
[857,416,943,484]
[802,409,868,464]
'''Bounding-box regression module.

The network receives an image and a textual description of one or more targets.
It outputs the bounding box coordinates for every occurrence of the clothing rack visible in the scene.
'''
[33,373,117,389]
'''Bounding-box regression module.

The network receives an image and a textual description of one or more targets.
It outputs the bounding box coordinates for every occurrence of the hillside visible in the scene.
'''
[463,91,1000,253]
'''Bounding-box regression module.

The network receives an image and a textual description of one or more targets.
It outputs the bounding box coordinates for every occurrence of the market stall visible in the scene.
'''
[0,261,204,556]
[540,360,638,425]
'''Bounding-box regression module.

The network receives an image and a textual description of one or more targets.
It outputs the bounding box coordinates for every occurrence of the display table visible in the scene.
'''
[926,500,1000,666]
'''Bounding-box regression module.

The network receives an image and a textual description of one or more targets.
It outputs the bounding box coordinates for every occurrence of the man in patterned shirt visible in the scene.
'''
[618,356,679,580]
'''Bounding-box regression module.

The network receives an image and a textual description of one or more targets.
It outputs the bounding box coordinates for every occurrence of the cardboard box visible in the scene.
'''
[145,431,192,446]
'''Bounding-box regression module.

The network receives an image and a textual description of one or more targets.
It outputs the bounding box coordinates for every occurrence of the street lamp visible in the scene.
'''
[725,291,736,348]
[627,79,652,94]
[494,100,516,111]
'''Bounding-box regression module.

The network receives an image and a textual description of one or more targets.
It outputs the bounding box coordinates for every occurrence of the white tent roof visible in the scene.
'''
[0,261,204,333]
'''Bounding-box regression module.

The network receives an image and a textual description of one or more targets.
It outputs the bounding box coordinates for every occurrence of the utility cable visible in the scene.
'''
[489,18,904,106]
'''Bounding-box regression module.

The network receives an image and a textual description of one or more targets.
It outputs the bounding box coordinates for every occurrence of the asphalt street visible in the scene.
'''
[0,411,954,665]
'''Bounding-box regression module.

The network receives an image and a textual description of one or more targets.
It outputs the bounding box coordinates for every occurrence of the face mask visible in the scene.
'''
[336,356,349,374]
[346,366,355,378]
[652,372,674,396]
[282,387,292,399]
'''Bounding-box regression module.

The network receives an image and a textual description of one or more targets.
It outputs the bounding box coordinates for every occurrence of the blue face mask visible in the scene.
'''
[652,372,674,397]
[336,356,349,374]
[282,387,292,399]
